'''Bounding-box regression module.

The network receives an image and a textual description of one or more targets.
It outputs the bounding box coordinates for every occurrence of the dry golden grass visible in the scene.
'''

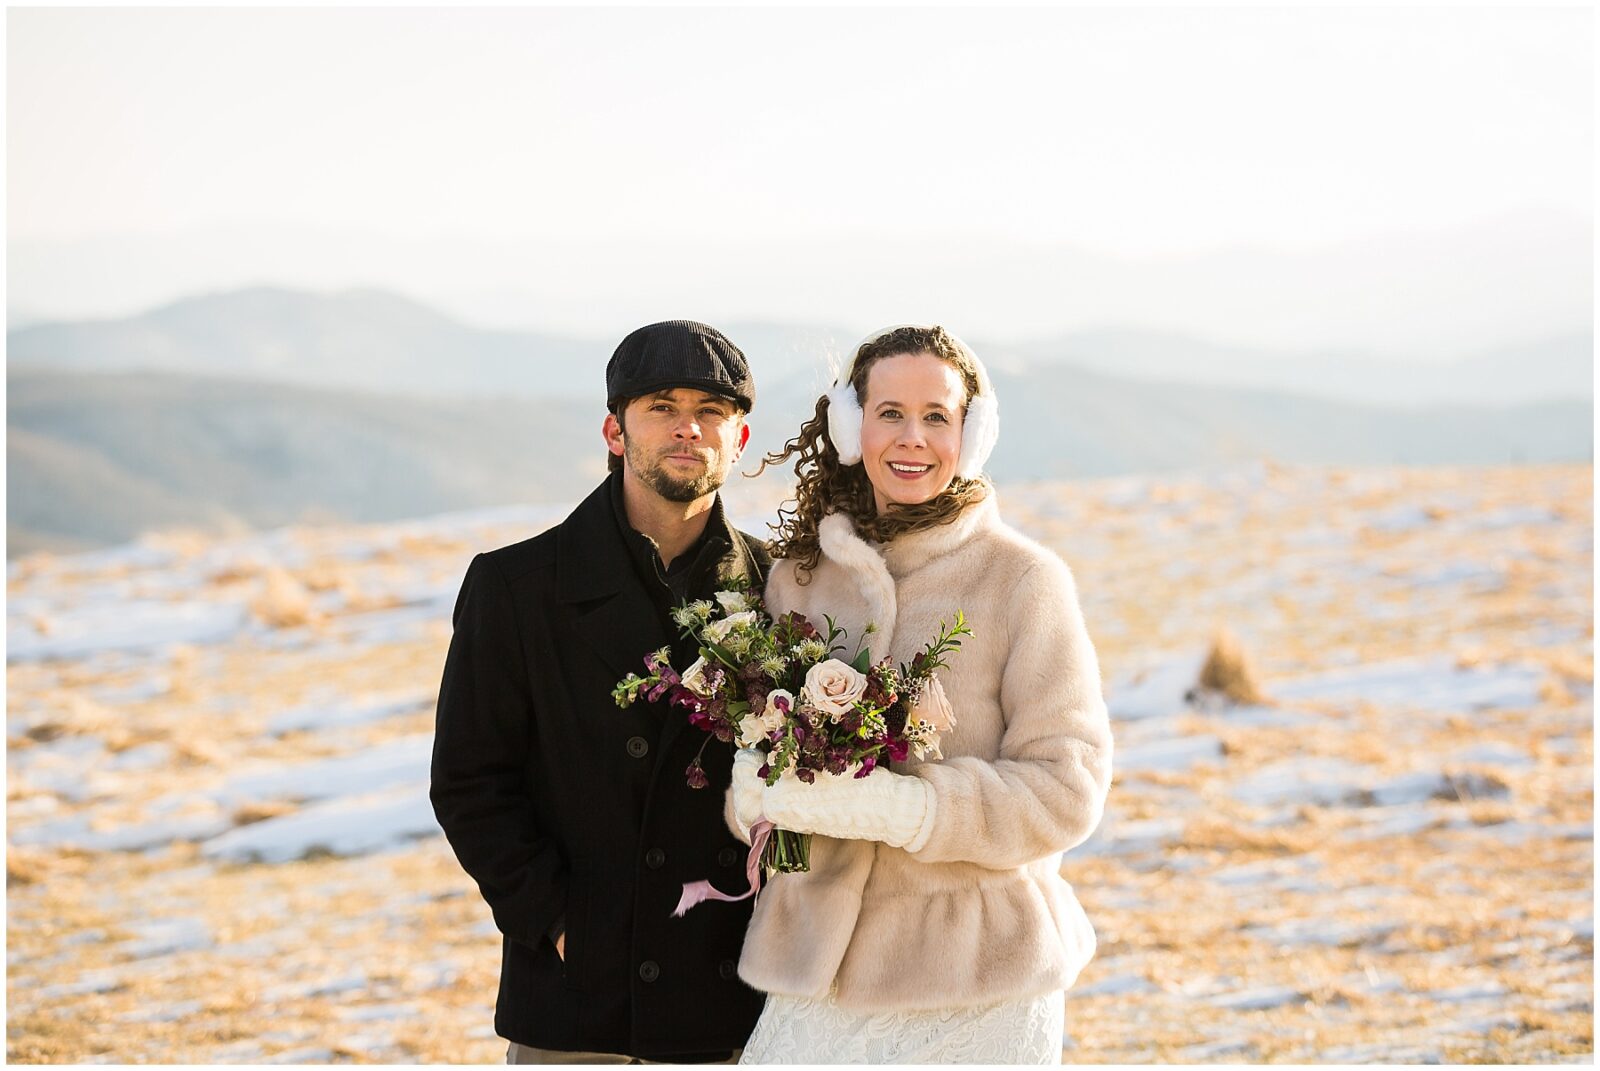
[7,463,1591,1064]
[249,566,321,629]
[1195,626,1269,704]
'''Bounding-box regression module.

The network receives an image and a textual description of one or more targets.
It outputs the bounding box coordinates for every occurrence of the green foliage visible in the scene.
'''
[612,672,650,708]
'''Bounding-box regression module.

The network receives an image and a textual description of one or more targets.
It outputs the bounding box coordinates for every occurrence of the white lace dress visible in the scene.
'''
[738,988,1065,1065]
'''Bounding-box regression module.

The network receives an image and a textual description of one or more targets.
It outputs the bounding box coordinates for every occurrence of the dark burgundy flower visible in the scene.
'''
[855,755,877,778]
[779,611,819,640]
[685,761,709,789]
[861,679,886,709]
[795,767,815,784]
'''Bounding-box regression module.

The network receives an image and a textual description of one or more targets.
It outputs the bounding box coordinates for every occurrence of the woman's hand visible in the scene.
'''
[761,767,933,850]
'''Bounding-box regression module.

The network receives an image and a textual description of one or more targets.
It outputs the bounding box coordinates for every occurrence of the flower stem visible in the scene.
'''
[762,828,812,874]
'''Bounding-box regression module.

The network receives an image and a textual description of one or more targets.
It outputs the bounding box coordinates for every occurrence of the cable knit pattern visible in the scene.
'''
[736,488,1113,1014]
[761,767,932,849]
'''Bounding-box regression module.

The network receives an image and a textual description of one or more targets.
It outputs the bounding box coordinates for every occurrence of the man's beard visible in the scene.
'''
[626,441,727,503]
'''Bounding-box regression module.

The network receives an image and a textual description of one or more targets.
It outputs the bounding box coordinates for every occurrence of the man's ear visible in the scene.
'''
[733,420,751,459]
[603,412,626,460]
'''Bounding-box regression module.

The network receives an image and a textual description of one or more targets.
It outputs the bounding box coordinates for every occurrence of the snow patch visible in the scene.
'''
[268,692,433,736]
[201,786,438,864]
[1273,657,1545,712]
[1106,652,1206,721]
[7,600,250,662]
[1115,734,1224,774]
[1209,986,1305,1011]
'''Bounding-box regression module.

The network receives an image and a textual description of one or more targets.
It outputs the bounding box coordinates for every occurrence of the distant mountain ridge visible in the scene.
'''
[997,329,1593,408]
[7,288,1592,555]
[9,285,1592,408]
[7,287,601,399]
[9,370,1590,557]
[7,372,607,557]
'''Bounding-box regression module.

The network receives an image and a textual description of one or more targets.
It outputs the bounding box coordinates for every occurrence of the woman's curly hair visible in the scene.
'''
[757,325,992,581]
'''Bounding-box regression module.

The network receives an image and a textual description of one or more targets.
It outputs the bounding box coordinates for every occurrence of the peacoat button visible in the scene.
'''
[718,959,737,980]
[639,960,661,983]
[717,847,739,868]
[645,848,666,869]
[626,736,650,759]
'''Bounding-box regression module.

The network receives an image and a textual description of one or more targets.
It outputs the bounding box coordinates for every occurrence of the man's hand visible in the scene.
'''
[556,933,566,961]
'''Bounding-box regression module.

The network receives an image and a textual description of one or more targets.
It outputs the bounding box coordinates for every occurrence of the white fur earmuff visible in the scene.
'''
[825,324,999,479]
[825,380,866,465]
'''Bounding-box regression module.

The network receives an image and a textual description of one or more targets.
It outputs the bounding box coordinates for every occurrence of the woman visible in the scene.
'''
[727,325,1113,1064]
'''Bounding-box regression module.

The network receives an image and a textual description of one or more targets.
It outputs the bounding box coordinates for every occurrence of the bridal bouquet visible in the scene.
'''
[612,577,970,876]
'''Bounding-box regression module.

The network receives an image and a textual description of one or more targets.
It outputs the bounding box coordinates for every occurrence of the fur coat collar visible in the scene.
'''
[814,489,999,655]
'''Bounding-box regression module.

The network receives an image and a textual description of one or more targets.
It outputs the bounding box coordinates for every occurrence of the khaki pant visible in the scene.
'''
[507,1043,741,1065]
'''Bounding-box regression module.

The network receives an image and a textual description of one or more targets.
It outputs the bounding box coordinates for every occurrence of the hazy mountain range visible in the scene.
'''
[7,373,608,557]
[12,285,1591,407]
[7,287,1592,555]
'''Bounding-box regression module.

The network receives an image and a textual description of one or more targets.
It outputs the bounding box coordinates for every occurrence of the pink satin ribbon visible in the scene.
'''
[671,819,772,918]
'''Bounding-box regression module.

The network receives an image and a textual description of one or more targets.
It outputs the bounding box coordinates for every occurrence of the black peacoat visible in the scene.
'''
[430,475,770,1060]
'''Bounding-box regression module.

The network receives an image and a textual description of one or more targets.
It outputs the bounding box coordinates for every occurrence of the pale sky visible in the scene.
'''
[6,6,1594,351]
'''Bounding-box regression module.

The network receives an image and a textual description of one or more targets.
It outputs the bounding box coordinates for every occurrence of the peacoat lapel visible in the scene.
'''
[557,480,672,685]
[558,477,768,764]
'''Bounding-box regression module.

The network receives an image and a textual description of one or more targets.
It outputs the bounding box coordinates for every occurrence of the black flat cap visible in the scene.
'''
[606,320,754,413]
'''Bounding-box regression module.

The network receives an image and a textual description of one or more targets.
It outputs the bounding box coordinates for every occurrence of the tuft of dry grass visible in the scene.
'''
[250,567,320,629]
[232,800,300,826]
[8,849,49,887]
[1194,626,1268,705]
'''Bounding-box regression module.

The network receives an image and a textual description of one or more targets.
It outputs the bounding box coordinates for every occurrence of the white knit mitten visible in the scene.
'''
[730,748,766,841]
[761,767,934,850]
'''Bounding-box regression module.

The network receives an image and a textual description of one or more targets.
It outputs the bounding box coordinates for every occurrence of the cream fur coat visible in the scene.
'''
[730,489,1113,1013]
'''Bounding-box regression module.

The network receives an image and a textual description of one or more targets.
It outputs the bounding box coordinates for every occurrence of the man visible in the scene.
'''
[431,321,770,1063]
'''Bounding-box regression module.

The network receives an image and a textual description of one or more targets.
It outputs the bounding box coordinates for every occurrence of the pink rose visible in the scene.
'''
[802,659,869,721]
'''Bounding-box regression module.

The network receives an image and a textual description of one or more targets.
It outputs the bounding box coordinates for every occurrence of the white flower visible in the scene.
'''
[680,657,716,698]
[704,609,760,645]
[801,658,869,721]
[792,638,828,664]
[759,654,790,678]
[722,632,753,659]
[736,688,794,747]
[715,590,753,615]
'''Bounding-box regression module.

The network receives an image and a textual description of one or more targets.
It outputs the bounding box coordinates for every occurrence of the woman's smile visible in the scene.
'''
[859,352,966,514]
